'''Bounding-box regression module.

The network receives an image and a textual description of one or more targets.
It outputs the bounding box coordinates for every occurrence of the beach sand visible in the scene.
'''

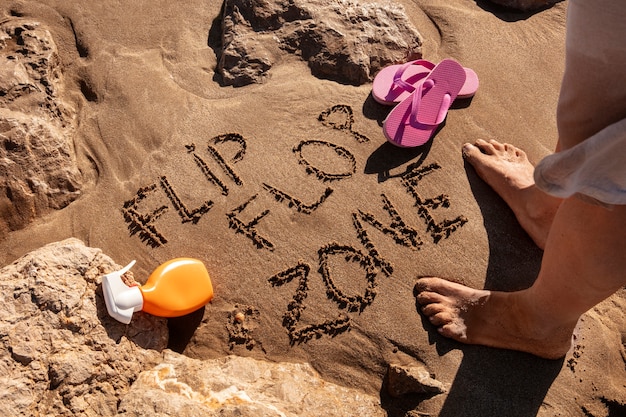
[1,0,624,415]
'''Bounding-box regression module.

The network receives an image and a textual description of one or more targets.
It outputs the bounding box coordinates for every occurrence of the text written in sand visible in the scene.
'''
[122,105,467,345]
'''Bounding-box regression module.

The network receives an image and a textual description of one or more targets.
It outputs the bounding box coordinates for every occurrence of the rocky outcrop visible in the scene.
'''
[218,0,423,86]
[0,239,168,417]
[119,352,386,417]
[0,239,387,416]
[0,19,82,235]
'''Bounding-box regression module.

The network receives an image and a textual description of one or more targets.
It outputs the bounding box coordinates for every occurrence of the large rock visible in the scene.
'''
[118,352,386,417]
[0,19,82,235]
[0,239,168,417]
[219,0,423,86]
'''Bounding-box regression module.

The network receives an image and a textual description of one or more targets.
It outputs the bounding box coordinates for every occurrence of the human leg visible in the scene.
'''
[415,198,626,359]
[460,0,626,248]
[556,0,626,150]
[414,0,626,358]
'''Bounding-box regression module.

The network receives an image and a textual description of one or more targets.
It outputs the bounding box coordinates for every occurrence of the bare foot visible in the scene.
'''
[463,139,561,249]
[414,277,575,359]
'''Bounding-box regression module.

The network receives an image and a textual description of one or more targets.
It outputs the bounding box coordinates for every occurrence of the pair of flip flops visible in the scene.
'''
[373,59,479,148]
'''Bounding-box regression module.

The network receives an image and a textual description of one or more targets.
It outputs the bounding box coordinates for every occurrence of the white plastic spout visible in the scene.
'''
[101,260,144,324]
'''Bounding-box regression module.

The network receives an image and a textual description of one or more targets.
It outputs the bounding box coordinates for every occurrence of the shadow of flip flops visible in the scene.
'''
[474,0,563,22]
[364,132,437,182]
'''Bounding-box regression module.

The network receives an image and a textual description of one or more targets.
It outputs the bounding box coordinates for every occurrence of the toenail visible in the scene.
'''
[462,143,474,154]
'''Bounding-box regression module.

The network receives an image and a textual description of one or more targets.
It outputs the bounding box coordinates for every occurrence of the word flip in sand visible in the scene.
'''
[122,105,468,344]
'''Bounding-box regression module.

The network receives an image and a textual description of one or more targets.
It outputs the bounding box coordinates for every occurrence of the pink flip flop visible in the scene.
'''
[383,59,466,148]
[372,59,478,105]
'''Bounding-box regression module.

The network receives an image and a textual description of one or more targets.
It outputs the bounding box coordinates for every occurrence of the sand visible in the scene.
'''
[1,0,624,416]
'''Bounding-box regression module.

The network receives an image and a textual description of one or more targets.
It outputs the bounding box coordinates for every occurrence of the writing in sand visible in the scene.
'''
[121,104,468,346]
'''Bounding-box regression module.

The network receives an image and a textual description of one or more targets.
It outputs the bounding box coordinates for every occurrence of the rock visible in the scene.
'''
[118,352,386,417]
[219,0,423,86]
[386,363,447,397]
[487,0,561,11]
[0,19,82,235]
[0,239,168,417]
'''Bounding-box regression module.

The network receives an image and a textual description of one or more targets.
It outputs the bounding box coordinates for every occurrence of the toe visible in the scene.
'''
[487,139,505,150]
[503,143,520,155]
[474,138,497,154]
[462,141,492,165]
[429,311,454,326]
[415,290,447,306]
[461,142,478,160]
[414,277,442,294]
[475,138,490,147]
[421,303,446,316]
[438,322,468,342]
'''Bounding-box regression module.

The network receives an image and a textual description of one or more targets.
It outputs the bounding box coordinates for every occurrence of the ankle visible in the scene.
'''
[512,289,578,340]
[525,188,561,221]
[517,188,562,248]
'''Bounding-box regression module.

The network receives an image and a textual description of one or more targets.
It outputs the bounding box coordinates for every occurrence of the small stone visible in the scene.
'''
[387,363,447,398]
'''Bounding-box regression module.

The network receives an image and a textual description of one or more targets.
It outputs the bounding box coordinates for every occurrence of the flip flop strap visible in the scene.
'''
[392,59,435,93]
[409,79,452,127]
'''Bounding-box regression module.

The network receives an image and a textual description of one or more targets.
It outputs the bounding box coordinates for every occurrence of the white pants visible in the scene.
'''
[534,0,626,206]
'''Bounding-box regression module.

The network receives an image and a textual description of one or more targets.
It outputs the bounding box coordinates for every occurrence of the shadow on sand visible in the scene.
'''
[474,0,564,22]
[437,161,561,417]
[402,161,562,417]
